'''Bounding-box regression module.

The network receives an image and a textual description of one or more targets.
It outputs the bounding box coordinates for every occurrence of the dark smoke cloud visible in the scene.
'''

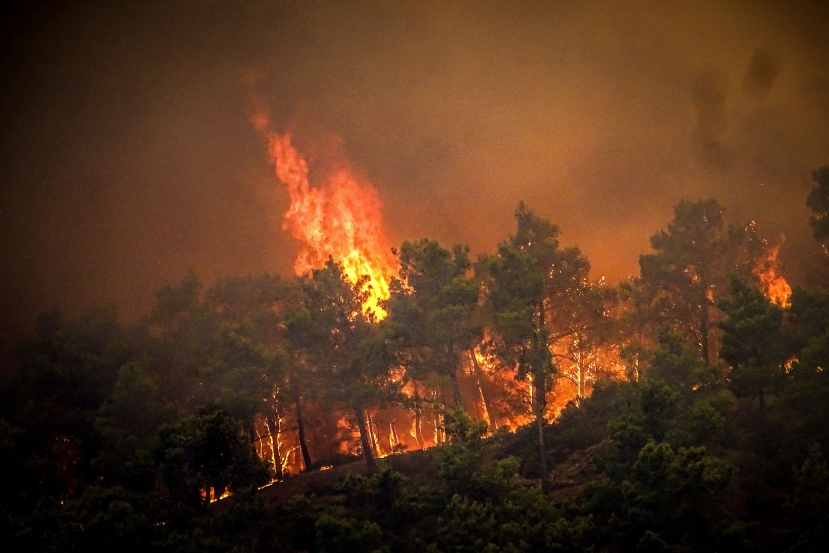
[743,48,782,99]
[1,0,828,371]
[691,71,733,170]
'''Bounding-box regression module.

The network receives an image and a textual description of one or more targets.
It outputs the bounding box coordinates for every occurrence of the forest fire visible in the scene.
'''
[9,173,817,553]
[241,86,800,487]
[9,2,829,548]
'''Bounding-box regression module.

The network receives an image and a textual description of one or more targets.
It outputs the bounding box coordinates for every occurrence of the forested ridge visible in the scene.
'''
[3,168,829,551]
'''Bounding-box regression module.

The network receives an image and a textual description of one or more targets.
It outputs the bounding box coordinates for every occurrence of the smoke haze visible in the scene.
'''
[2,0,828,369]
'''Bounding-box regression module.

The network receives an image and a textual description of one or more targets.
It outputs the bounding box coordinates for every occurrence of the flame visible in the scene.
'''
[754,239,792,307]
[248,94,396,317]
[205,487,232,503]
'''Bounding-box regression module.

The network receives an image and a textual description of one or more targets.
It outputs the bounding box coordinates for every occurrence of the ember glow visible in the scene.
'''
[249,99,397,318]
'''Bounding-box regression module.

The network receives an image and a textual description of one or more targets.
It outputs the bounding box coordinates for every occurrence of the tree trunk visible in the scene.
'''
[265,412,283,480]
[355,407,378,473]
[448,367,463,409]
[534,374,550,494]
[413,382,424,448]
[389,421,399,451]
[700,300,710,363]
[367,412,381,457]
[469,350,495,431]
[290,374,313,471]
[246,419,257,449]
[536,305,550,494]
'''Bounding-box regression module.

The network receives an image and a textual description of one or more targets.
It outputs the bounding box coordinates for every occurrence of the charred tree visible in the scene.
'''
[289,373,313,471]
[354,408,378,473]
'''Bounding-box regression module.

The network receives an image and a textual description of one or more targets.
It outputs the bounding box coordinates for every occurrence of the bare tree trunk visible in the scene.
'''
[700,300,710,363]
[413,382,424,448]
[390,421,399,451]
[534,374,550,494]
[246,419,257,449]
[367,412,381,457]
[355,407,378,473]
[469,350,495,432]
[448,368,463,409]
[290,374,313,471]
[536,306,551,494]
[265,412,283,480]
[433,390,444,444]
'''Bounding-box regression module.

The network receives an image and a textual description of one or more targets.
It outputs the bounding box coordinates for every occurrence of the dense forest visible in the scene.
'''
[3,167,829,552]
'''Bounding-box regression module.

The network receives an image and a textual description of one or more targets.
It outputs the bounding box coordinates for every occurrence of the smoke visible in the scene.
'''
[743,48,782,100]
[691,70,733,170]
[1,0,829,372]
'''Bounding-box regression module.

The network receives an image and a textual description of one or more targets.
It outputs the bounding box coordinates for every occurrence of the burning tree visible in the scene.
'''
[287,260,398,472]
[385,239,482,417]
[479,202,592,493]
[638,199,780,363]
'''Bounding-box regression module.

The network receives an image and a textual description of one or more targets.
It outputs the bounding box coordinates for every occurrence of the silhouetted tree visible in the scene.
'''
[154,408,270,508]
[718,276,788,421]
[386,239,481,411]
[289,260,394,472]
[1,306,132,505]
[639,198,763,362]
[807,165,829,253]
[479,202,590,493]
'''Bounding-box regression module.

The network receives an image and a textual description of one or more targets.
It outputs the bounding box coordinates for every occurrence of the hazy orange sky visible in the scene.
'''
[1,0,828,367]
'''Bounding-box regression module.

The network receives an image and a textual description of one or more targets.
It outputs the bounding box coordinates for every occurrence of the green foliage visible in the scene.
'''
[648,328,717,392]
[785,445,829,551]
[335,468,406,511]
[96,362,178,485]
[277,494,317,551]
[481,202,566,386]
[638,198,764,362]
[0,306,133,510]
[429,437,527,509]
[387,239,481,407]
[314,511,387,553]
[719,276,788,410]
[586,441,734,550]
[287,259,399,470]
[480,202,593,492]
[442,407,488,443]
[806,165,829,250]
[154,408,271,508]
[8,196,829,552]
[23,486,163,553]
[150,270,202,324]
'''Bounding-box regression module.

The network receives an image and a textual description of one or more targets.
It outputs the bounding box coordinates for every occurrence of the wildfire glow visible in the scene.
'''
[248,89,396,318]
[754,239,792,307]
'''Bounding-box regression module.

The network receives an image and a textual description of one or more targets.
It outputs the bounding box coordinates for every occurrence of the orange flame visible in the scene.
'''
[754,239,792,307]
[248,92,396,317]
